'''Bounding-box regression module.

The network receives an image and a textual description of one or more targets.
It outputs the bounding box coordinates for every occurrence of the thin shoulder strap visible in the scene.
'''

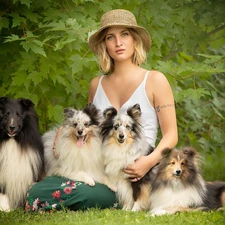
[143,71,150,84]
[99,75,104,83]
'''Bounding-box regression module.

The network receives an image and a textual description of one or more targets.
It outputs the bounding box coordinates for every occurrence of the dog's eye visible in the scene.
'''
[181,162,185,166]
[114,124,119,130]
[16,112,21,118]
[5,112,9,117]
[170,161,175,165]
[126,125,131,130]
[73,123,78,128]
[84,123,89,127]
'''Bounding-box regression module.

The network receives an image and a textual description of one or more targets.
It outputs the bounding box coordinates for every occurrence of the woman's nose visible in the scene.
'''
[115,37,122,47]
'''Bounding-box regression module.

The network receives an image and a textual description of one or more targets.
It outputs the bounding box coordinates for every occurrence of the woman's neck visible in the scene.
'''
[113,61,140,78]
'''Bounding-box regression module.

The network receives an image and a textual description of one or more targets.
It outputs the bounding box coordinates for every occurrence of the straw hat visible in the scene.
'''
[88,9,152,54]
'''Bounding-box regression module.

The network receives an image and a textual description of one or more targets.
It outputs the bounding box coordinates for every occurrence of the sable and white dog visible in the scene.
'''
[101,104,154,211]
[149,147,225,216]
[43,103,113,189]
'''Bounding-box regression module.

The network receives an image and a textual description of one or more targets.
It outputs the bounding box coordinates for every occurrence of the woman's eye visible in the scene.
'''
[122,32,129,37]
[106,35,114,40]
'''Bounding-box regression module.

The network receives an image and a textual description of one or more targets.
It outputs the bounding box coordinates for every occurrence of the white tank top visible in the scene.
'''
[93,71,159,147]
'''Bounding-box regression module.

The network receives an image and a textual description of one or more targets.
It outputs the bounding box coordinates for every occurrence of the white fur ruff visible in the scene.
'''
[0,139,41,210]
[103,135,149,210]
[43,126,110,187]
[150,176,206,216]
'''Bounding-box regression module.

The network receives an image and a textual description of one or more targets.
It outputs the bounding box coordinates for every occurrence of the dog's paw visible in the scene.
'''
[0,194,11,212]
[107,183,117,192]
[122,204,133,211]
[131,202,141,212]
[84,177,95,186]
[150,209,168,216]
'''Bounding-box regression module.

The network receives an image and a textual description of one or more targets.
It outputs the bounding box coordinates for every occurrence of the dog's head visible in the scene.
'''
[63,103,100,147]
[158,147,200,183]
[101,104,143,145]
[0,97,35,137]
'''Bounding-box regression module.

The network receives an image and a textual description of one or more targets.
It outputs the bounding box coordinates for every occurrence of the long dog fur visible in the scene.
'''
[0,97,44,211]
[43,103,114,189]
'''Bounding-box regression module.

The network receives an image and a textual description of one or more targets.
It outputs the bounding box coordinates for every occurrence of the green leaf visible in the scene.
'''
[20,0,32,8]
[21,41,47,57]
[0,17,9,30]
[47,104,64,124]
[11,15,26,28]
[28,71,43,86]
[4,34,20,43]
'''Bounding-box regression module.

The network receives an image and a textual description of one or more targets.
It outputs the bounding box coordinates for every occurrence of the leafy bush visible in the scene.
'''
[0,0,224,179]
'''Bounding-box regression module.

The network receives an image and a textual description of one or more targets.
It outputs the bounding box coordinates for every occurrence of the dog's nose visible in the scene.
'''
[119,134,124,139]
[78,130,83,135]
[175,170,181,175]
[9,125,15,131]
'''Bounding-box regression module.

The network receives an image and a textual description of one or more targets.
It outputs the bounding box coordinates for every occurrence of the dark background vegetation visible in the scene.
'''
[0,0,224,180]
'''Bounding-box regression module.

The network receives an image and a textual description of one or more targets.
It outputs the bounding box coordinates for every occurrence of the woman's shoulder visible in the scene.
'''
[89,75,104,89]
[147,70,170,86]
[148,70,166,79]
[88,76,103,103]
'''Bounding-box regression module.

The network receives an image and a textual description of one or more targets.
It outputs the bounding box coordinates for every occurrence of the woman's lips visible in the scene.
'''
[115,49,125,54]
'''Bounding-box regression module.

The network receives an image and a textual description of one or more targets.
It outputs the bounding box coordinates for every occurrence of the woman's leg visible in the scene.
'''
[25,176,118,212]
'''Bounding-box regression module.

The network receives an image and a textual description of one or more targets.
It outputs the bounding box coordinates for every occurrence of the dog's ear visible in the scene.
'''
[161,148,172,157]
[127,104,141,122]
[182,147,196,158]
[19,98,34,108]
[83,103,101,125]
[83,103,99,117]
[0,97,9,106]
[63,108,76,118]
[103,107,117,119]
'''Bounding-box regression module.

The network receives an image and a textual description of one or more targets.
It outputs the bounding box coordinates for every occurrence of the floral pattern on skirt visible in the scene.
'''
[25,176,118,213]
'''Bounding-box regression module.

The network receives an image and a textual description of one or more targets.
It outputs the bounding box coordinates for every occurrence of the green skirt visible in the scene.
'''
[25,176,118,213]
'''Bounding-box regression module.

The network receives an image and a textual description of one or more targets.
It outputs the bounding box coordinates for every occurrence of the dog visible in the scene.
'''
[149,147,225,216]
[101,104,154,211]
[0,97,44,211]
[43,103,114,189]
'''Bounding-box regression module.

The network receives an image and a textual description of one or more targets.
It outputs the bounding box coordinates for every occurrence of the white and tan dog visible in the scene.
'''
[43,103,113,189]
[101,104,154,211]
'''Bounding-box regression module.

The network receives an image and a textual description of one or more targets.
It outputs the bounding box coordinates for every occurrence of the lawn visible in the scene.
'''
[1,151,224,225]
[1,208,225,225]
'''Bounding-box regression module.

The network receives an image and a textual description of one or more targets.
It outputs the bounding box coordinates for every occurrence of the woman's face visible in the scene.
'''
[105,26,135,62]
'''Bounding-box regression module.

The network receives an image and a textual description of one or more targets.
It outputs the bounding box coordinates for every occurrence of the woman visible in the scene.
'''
[88,9,178,182]
[25,9,177,213]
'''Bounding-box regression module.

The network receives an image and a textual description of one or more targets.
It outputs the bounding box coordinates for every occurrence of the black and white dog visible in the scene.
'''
[0,97,44,211]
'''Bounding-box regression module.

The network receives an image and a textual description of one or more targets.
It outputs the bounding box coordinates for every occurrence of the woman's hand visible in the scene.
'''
[123,155,154,182]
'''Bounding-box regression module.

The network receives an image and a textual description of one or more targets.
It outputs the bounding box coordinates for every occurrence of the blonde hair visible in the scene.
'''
[96,28,147,74]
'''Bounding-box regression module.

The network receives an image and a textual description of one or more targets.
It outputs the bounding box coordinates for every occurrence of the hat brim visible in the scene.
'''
[88,24,152,54]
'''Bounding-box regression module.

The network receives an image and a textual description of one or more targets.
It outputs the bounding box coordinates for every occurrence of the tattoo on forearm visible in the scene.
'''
[155,103,175,112]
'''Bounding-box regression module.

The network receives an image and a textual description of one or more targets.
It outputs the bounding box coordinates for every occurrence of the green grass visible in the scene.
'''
[1,150,224,225]
[1,208,225,225]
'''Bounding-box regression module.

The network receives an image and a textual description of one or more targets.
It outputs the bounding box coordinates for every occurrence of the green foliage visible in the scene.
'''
[0,0,225,177]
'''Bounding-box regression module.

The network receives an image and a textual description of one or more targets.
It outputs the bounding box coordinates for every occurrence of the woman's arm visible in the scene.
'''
[124,71,178,181]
